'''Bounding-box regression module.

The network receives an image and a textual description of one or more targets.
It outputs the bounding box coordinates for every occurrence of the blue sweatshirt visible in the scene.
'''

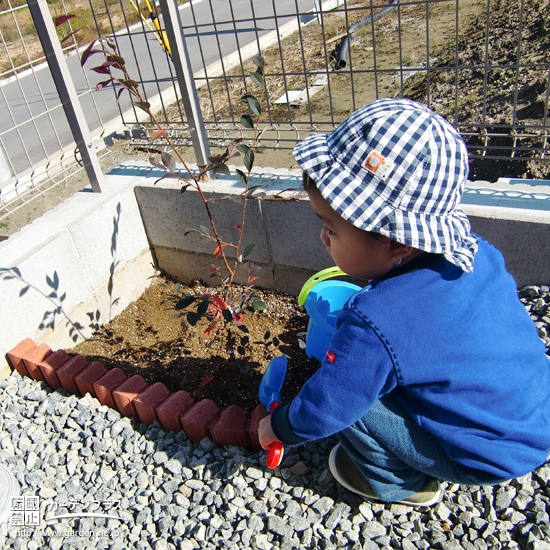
[272,237,550,478]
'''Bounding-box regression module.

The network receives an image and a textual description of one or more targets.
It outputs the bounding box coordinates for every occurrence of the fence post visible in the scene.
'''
[28,0,103,193]
[157,0,211,170]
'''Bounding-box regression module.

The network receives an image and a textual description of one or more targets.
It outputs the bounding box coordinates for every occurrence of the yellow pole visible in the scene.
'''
[127,0,171,56]
[143,0,172,57]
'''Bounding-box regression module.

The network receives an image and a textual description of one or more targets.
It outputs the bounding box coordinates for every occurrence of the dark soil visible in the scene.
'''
[69,277,322,412]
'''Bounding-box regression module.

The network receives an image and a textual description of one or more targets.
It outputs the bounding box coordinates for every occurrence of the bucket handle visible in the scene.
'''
[297,266,347,306]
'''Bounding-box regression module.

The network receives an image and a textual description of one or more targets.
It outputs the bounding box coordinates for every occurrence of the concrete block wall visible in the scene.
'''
[134,165,550,292]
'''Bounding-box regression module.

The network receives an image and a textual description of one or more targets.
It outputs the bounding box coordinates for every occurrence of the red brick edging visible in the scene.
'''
[5,338,268,452]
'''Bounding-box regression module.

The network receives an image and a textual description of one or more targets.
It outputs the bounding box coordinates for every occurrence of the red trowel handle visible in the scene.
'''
[266,401,284,469]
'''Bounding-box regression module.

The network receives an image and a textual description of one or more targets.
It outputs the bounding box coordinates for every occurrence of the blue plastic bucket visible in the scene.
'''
[304,280,361,361]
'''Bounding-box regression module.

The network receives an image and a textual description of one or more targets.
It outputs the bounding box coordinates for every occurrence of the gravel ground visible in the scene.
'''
[0,287,549,550]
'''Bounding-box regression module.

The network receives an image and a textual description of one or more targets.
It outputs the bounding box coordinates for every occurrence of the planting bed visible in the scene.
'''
[4,275,323,451]
[68,276,321,412]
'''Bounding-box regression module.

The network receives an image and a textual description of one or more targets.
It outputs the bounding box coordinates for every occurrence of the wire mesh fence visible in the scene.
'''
[0,0,549,222]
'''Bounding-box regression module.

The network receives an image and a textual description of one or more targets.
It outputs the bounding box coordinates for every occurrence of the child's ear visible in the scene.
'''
[388,240,418,263]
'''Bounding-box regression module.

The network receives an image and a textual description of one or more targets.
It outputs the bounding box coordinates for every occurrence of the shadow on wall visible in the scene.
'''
[0,202,123,344]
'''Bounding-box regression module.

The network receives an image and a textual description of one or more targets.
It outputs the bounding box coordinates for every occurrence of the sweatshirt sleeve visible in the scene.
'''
[271,304,399,445]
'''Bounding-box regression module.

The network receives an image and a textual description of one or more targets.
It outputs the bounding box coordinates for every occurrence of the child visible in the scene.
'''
[258,98,550,506]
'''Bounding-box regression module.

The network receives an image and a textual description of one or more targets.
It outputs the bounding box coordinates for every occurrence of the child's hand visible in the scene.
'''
[258,415,281,450]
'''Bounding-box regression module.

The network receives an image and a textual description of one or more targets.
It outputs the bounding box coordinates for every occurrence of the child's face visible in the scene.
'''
[308,186,398,280]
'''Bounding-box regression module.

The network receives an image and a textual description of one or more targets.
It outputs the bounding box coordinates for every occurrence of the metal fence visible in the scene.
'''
[1,0,549,220]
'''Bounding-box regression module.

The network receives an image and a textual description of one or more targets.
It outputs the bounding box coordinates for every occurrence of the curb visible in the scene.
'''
[5,338,269,451]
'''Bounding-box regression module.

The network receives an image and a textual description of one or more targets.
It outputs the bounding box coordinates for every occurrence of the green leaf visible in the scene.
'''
[242,95,261,116]
[107,54,125,65]
[249,71,265,89]
[242,243,255,258]
[134,101,151,113]
[235,169,248,186]
[237,346,246,355]
[187,311,199,326]
[253,300,266,312]
[245,185,262,198]
[240,115,254,129]
[175,295,196,310]
[19,286,30,297]
[244,148,255,172]
[252,55,265,69]
[200,225,212,237]
[213,164,231,175]
[121,79,138,89]
[237,143,250,155]
[174,283,182,292]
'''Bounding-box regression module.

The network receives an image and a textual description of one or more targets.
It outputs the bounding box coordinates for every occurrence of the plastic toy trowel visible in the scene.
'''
[259,354,288,468]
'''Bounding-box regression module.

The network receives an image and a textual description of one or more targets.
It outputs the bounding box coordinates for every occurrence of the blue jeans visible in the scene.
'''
[337,392,507,502]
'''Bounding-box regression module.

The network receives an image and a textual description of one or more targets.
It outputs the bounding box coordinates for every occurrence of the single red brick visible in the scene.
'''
[134,382,171,425]
[5,338,36,377]
[211,405,251,450]
[56,355,89,394]
[93,368,127,409]
[112,375,148,419]
[38,350,72,390]
[156,390,195,433]
[247,403,270,452]
[21,344,52,381]
[74,361,107,398]
[181,399,220,444]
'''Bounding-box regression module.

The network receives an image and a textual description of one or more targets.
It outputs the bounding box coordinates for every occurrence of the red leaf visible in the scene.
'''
[200,375,214,387]
[234,224,242,230]
[81,41,100,66]
[54,14,77,26]
[151,129,166,141]
[90,65,112,75]
[248,276,259,284]
[60,27,85,45]
[203,321,217,338]
[211,295,229,310]
[213,244,226,260]
[95,78,113,91]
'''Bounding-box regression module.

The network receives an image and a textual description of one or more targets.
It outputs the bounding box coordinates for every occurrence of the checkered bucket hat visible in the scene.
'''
[294,98,478,272]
